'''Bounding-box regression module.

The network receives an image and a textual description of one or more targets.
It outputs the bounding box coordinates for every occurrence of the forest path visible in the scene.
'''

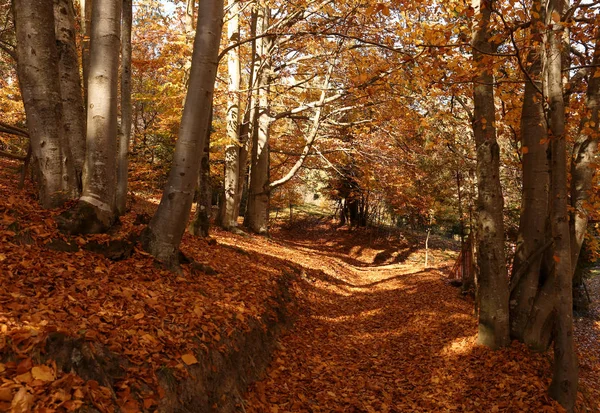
[216,224,579,412]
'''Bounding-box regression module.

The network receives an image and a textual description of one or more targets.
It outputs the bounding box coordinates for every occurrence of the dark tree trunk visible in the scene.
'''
[471,0,510,349]
[509,0,551,342]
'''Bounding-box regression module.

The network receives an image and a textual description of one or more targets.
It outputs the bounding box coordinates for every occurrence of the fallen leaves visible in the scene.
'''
[181,353,198,365]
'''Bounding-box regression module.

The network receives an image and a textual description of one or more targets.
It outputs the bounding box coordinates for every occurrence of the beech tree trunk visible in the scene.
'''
[570,26,600,274]
[222,0,241,229]
[470,0,510,349]
[81,0,92,110]
[116,0,133,215]
[245,3,272,234]
[189,117,212,238]
[546,0,578,408]
[59,0,122,233]
[142,0,223,266]
[509,0,551,342]
[54,0,86,188]
[13,0,78,208]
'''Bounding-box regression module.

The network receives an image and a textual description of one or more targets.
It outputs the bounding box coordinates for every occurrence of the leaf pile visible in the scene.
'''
[239,224,599,412]
[0,159,291,411]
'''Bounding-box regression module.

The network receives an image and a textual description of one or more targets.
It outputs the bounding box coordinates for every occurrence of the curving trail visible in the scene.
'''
[218,224,595,413]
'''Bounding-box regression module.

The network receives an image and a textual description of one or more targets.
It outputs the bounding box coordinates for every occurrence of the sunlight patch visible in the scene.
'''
[441,336,477,356]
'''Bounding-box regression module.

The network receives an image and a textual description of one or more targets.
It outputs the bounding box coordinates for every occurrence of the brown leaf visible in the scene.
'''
[10,387,33,413]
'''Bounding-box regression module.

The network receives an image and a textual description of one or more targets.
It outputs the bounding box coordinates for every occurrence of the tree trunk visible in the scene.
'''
[142,0,224,266]
[546,0,578,408]
[509,0,551,341]
[116,0,133,215]
[222,0,241,229]
[59,0,122,234]
[245,3,272,234]
[54,0,86,189]
[190,124,212,238]
[569,25,600,275]
[13,0,78,208]
[81,0,92,110]
[471,0,510,349]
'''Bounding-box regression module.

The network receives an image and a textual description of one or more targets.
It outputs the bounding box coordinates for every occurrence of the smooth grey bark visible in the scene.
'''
[142,0,224,266]
[546,0,578,409]
[54,0,86,188]
[470,0,510,349]
[68,0,122,232]
[222,0,241,229]
[245,3,272,234]
[81,0,92,110]
[13,0,77,208]
[570,28,600,275]
[116,0,133,215]
[233,8,259,221]
[509,0,551,341]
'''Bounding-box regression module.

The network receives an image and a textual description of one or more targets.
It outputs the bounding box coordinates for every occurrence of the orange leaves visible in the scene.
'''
[366,3,390,17]
[181,353,198,365]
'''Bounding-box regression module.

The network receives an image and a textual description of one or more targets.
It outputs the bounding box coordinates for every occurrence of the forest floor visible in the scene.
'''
[238,220,600,413]
[0,157,599,412]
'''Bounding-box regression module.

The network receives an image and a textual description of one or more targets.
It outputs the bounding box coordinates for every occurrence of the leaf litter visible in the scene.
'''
[0,159,598,412]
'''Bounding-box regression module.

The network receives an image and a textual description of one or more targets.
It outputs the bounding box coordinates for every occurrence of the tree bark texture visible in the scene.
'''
[13,0,77,208]
[222,0,241,229]
[76,0,121,230]
[471,0,510,349]
[190,119,212,238]
[245,3,272,234]
[54,0,86,188]
[116,0,133,215]
[509,0,551,342]
[546,0,578,409]
[569,24,600,275]
[142,0,224,266]
[81,0,92,111]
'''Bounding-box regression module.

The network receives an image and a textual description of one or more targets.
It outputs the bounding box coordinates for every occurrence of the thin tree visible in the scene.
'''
[142,0,224,266]
[116,0,133,215]
[222,0,242,229]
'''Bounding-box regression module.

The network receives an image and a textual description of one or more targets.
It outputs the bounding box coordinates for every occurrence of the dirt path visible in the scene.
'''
[217,226,574,413]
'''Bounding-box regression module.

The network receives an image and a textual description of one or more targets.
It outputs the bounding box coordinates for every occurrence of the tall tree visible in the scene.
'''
[13,0,78,208]
[546,0,578,408]
[509,0,551,343]
[470,0,510,349]
[222,0,241,229]
[570,22,600,276]
[54,0,86,187]
[59,0,122,232]
[116,0,133,215]
[245,2,272,234]
[142,0,224,266]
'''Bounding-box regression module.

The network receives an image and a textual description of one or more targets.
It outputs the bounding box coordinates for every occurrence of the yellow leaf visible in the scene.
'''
[181,353,198,365]
[31,365,55,382]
